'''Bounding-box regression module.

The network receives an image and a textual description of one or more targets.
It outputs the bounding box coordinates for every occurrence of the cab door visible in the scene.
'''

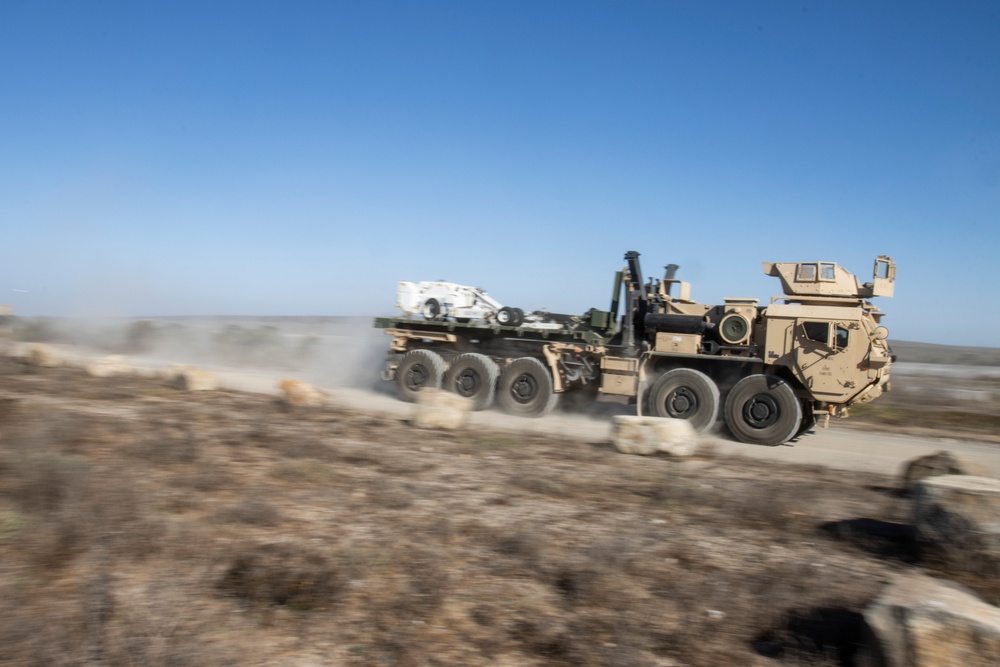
[793,319,857,400]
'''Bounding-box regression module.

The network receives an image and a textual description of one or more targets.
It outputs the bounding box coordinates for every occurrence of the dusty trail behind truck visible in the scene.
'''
[375,251,896,446]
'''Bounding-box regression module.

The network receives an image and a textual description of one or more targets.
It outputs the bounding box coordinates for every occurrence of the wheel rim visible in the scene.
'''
[665,387,698,418]
[742,394,779,429]
[405,364,428,391]
[511,373,537,404]
[455,369,480,397]
[497,311,509,324]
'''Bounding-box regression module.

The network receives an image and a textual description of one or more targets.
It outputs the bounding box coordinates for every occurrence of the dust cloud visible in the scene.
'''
[3,314,629,439]
[7,315,385,390]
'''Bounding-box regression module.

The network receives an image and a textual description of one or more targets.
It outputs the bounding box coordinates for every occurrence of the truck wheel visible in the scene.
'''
[648,368,719,433]
[796,406,817,438]
[444,353,498,411]
[395,349,446,402]
[497,357,557,417]
[496,307,524,327]
[723,374,802,446]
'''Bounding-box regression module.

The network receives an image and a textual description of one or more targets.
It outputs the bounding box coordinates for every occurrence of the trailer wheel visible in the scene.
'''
[395,349,446,402]
[723,374,802,446]
[648,368,720,433]
[444,353,498,411]
[497,357,557,417]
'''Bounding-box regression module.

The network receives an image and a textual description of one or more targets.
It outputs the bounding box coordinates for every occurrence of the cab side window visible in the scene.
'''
[803,321,829,344]
[835,326,850,350]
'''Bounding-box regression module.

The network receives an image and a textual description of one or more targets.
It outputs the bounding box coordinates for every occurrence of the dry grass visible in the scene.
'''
[0,362,990,666]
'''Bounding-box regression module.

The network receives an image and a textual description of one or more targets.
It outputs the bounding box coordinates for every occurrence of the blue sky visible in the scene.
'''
[1,1,997,345]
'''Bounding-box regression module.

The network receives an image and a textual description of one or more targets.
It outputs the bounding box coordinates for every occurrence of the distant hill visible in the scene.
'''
[891,340,1000,367]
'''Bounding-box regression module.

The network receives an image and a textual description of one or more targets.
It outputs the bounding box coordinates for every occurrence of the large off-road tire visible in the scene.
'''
[497,357,558,417]
[648,368,720,433]
[723,374,802,446]
[496,307,524,327]
[443,353,499,411]
[395,349,446,402]
[795,406,817,439]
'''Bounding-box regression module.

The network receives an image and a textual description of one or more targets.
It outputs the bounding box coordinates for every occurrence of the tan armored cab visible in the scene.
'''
[758,256,895,420]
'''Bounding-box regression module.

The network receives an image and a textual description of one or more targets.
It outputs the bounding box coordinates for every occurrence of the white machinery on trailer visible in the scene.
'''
[395,280,536,327]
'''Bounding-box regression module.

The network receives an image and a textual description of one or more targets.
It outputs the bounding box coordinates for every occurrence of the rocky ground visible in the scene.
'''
[2,356,997,667]
[1,318,998,666]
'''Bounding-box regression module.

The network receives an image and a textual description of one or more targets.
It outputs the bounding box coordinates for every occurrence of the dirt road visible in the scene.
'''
[707,426,1000,476]
[275,379,1000,478]
[11,324,999,478]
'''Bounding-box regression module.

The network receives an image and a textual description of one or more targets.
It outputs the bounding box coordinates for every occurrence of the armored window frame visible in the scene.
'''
[795,262,838,283]
[874,258,893,280]
[802,321,830,345]
[835,325,850,350]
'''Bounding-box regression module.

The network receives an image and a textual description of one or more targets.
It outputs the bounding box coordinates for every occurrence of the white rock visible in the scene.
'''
[167,365,219,391]
[913,474,1000,572]
[864,571,1000,667]
[413,389,471,430]
[612,416,698,457]
[86,355,132,378]
[897,450,992,494]
[278,378,329,407]
[25,344,60,367]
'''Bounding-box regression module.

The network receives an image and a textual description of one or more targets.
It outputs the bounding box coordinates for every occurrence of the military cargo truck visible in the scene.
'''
[373,251,895,446]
